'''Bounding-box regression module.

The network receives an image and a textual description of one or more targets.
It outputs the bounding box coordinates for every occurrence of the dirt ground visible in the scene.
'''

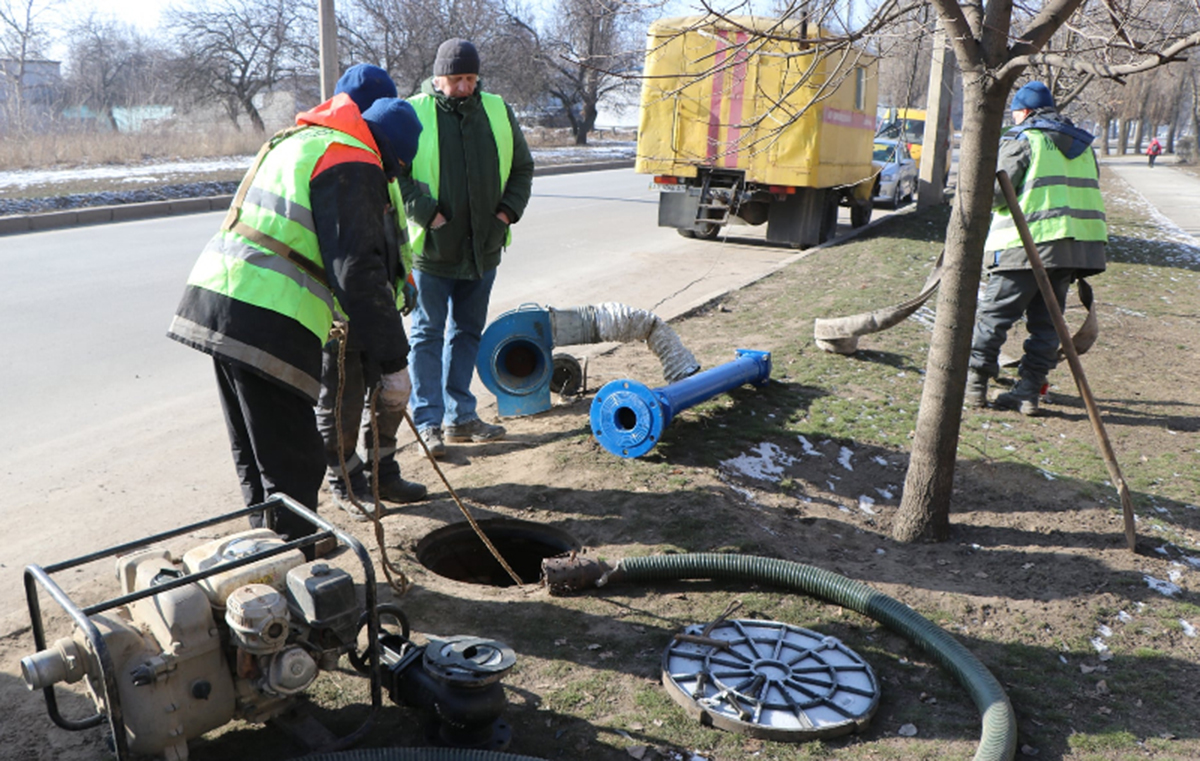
[2,168,1199,761]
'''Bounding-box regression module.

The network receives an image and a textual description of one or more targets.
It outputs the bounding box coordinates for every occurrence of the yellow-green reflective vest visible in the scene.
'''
[985,130,1107,252]
[171,125,380,400]
[387,177,415,310]
[406,91,514,257]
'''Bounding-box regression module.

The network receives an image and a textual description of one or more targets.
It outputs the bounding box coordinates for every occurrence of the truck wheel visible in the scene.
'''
[694,222,721,240]
[850,199,873,228]
[677,227,697,238]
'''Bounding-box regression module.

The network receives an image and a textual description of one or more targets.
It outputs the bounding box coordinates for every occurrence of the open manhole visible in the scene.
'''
[416,519,579,587]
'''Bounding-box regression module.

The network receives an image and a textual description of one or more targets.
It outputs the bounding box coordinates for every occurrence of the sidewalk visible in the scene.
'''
[1100,153,1200,241]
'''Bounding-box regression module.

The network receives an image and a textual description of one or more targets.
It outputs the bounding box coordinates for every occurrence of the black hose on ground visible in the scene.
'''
[610,553,1017,761]
[302,749,548,761]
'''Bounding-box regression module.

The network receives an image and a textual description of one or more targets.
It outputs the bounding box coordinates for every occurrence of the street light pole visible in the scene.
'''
[318,0,338,101]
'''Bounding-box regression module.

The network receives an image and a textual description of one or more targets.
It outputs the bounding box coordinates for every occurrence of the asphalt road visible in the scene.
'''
[0,167,836,631]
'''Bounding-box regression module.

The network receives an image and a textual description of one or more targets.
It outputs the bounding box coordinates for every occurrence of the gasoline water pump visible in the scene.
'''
[21,495,516,760]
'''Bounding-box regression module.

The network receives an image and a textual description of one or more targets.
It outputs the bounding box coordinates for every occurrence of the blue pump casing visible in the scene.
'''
[590,349,771,458]
[476,306,554,418]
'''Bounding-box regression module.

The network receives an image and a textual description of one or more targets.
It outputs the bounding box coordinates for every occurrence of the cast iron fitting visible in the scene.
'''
[541,555,622,594]
[387,637,516,750]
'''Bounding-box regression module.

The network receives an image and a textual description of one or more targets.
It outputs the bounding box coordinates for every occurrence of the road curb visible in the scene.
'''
[0,159,637,236]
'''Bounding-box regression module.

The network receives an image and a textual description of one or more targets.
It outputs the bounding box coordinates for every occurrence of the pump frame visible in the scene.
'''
[23,494,383,760]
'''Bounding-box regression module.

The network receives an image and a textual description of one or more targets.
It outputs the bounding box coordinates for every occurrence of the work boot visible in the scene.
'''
[994,377,1042,416]
[374,477,428,504]
[964,369,989,408]
[329,474,392,522]
[445,418,506,443]
[418,427,446,458]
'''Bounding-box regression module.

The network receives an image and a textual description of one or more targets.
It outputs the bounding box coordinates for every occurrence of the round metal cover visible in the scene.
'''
[661,619,879,741]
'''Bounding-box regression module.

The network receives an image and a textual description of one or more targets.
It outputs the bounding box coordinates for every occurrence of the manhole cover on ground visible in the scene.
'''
[416,519,579,586]
[662,618,880,741]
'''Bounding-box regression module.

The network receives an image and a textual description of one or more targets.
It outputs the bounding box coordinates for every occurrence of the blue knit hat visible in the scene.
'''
[1011,81,1055,112]
[334,64,397,113]
[362,98,422,167]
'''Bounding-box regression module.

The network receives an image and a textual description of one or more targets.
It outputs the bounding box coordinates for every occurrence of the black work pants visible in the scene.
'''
[214,358,324,541]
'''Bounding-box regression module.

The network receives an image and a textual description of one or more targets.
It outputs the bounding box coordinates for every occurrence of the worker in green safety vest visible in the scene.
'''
[168,67,421,544]
[397,38,535,458]
[966,81,1107,416]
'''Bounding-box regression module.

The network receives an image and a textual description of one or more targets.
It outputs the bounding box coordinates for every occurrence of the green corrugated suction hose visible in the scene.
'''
[615,553,1017,761]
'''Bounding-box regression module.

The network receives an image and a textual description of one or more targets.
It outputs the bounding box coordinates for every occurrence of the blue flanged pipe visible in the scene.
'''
[590,349,771,458]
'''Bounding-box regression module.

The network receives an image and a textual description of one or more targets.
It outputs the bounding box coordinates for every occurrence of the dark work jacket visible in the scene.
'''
[397,78,535,280]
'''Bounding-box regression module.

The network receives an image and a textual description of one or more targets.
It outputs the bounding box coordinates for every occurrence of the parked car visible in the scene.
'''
[872,138,918,208]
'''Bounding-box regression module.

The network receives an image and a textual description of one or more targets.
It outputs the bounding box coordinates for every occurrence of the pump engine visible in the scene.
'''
[22,497,517,761]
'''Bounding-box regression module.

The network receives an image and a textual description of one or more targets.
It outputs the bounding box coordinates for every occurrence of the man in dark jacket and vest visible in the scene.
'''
[168,70,419,541]
[398,38,535,457]
[966,81,1107,416]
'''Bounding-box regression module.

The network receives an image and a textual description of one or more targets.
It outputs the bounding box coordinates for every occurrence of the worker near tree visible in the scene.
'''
[316,67,429,519]
[168,68,420,541]
[398,38,535,457]
[966,81,1107,416]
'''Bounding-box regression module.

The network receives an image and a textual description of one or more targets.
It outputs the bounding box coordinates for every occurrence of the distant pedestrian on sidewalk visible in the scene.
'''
[965,81,1107,416]
[1147,137,1163,168]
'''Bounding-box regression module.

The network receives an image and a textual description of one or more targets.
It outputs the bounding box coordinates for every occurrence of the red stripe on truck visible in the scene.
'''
[707,34,730,164]
[724,31,749,168]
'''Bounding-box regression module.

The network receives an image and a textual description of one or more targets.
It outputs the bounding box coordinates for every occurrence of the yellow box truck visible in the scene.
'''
[637,16,878,248]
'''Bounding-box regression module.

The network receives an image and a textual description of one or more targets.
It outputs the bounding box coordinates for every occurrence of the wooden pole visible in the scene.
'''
[996,170,1137,551]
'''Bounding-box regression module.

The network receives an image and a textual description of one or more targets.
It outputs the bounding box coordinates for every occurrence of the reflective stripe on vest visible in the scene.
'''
[986,131,1107,252]
[407,91,514,257]
[191,125,380,342]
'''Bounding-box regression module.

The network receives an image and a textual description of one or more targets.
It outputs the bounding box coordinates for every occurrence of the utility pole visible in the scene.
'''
[918,23,955,208]
[318,0,338,101]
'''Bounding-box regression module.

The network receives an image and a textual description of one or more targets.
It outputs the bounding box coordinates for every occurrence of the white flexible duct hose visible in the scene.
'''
[549,303,700,382]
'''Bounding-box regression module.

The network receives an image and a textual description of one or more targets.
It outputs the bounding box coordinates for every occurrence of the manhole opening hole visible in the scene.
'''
[416,519,579,586]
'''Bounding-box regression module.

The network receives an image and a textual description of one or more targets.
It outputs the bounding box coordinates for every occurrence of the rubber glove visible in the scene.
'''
[379,369,411,412]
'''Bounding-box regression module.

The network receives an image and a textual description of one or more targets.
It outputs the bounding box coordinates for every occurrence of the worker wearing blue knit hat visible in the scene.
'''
[314,91,432,519]
[964,81,1108,416]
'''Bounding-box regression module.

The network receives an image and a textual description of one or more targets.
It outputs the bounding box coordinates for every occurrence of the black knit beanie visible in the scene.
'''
[433,39,480,77]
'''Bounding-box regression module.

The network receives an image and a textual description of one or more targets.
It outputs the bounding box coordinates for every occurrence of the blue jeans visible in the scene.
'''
[408,268,497,432]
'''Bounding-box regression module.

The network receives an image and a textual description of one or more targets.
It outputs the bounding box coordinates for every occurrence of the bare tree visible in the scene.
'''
[0,0,60,129]
[62,13,167,131]
[339,0,543,107]
[887,0,1200,542]
[165,0,314,132]
[518,0,645,144]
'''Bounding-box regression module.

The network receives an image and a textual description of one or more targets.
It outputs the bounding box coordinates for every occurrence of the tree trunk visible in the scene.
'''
[575,97,598,145]
[1118,119,1131,154]
[244,98,266,133]
[1100,118,1112,155]
[893,76,1008,543]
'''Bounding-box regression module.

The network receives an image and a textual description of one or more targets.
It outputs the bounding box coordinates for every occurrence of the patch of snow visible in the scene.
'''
[1096,624,1113,638]
[838,446,854,471]
[797,435,823,456]
[1118,610,1132,623]
[1182,620,1198,638]
[1090,637,1109,654]
[858,495,877,515]
[876,487,894,500]
[720,442,796,482]
[1144,574,1182,597]
[873,456,889,466]
[0,155,255,190]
